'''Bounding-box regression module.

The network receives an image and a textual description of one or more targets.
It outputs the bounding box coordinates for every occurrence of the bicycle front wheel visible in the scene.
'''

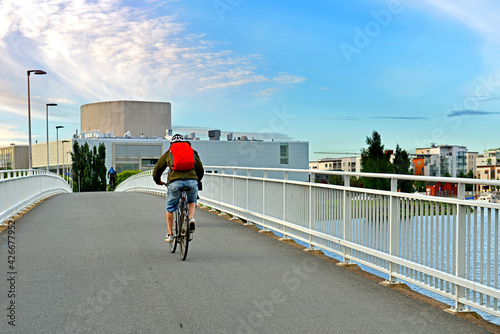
[179,210,190,260]
[169,210,179,253]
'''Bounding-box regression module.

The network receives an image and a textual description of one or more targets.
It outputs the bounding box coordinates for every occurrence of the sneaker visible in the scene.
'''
[189,218,196,233]
[164,234,174,243]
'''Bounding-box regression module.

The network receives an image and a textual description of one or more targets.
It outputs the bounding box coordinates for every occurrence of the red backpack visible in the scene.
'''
[168,142,195,171]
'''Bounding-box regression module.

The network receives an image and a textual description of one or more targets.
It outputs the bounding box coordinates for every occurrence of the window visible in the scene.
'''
[280,143,289,164]
[141,158,158,168]
[116,162,139,173]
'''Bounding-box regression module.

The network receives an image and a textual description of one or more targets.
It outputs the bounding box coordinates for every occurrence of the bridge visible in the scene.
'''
[1,168,500,333]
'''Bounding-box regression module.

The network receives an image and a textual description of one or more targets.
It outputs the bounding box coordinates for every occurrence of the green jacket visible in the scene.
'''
[152,145,204,184]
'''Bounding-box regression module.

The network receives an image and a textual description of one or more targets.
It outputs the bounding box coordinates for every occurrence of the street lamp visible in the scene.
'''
[45,103,57,171]
[27,70,47,169]
[56,125,64,175]
[62,140,69,178]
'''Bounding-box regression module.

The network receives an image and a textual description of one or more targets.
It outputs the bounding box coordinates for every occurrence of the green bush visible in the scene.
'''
[115,170,142,188]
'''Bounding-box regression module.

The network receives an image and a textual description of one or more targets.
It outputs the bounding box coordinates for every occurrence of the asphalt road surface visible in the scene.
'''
[0,192,492,333]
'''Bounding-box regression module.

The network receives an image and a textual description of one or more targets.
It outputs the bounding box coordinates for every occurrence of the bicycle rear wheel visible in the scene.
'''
[169,210,179,253]
[179,210,190,260]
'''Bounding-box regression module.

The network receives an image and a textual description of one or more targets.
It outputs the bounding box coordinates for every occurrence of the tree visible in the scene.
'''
[458,170,474,191]
[329,174,343,185]
[361,130,391,190]
[392,144,413,192]
[71,142,106,192]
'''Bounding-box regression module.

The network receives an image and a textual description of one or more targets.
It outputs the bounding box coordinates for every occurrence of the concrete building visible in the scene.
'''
[0,145,29,170]
[81,101,171,138]
[414,145,467,177]
[30,99,309,182]
[31,140,73,174]
[466,151,478,176]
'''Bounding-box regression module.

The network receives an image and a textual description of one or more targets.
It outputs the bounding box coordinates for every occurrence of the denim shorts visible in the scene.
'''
[166,179,198,213]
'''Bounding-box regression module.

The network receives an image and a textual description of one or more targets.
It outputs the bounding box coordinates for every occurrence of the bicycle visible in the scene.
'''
[168,186,191,261]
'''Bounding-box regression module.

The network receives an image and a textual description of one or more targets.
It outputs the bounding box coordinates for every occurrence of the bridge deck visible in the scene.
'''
[0,192,493,333]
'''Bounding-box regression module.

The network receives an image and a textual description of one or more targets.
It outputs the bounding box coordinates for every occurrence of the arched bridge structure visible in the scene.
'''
[1,168,499,333]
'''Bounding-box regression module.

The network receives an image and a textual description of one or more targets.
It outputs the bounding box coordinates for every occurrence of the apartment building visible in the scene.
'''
[476,148,500,192]
[413,145,467,177]
[309,157,361,173]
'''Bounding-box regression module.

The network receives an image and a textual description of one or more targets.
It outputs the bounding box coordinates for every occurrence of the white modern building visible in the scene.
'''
[415,145,467,177]
[29,99,309,182]
[31,132,309,181]
[309,157,361,173]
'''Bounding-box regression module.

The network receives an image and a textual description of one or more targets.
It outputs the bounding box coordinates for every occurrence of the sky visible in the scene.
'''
[1,0,500,160]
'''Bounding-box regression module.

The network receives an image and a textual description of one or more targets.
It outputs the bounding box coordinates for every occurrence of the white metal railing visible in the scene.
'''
[0,169,73,224]
[114,170,167,194]
[115,166,500,320]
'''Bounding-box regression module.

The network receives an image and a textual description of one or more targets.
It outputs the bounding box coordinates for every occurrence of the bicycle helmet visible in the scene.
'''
[170,134,185,143]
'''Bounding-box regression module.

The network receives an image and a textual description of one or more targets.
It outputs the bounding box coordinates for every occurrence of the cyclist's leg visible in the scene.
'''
[166,181,182,236]
[183,179,199,231]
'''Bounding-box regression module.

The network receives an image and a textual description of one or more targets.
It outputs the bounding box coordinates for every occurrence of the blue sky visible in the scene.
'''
[1,0,500,160]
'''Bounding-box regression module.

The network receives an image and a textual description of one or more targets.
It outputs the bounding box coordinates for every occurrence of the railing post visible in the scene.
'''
[342,175,351,264]
[262,170,267,230]
[282,171,288,240]
[232,169,237,219]
[308,177,313,250]
[220,168,224,210]
[454,182,467,312]
[387,178,400,284]
[245,169,251,225]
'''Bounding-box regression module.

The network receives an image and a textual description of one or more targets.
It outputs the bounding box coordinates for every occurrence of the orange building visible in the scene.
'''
[413,158,425,175]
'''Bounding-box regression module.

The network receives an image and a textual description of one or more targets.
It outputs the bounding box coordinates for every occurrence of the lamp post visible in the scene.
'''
[45,103,57,171]
[62,140,69,179]
[27,70,47,169]
[56,125,64,175]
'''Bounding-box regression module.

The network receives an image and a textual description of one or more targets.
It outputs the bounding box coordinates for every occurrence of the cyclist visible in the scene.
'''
[152,134,204,243]
[108,166,117,190]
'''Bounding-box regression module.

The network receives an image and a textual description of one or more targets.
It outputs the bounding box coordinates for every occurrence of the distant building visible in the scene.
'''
[81,100,171,138]
[414,144,467,177]
[0,145,28,170]
[413,157,425,176]
[426,181,458,197]
[31,132,309,181]
[309,157,360,173]
[30,99,309,181]
[466,152,478,176]
[476,148,500,192]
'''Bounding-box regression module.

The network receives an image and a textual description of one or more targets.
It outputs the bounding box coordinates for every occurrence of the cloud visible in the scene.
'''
[419,0,500,38]
[370,116,429,120]
[253,87,281,99]
[0,0,305,106]
[467,95,500,102]
[273,74,307,85]
[0,123,28,146]
[446,109,500,117]
[326,116,429,121]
